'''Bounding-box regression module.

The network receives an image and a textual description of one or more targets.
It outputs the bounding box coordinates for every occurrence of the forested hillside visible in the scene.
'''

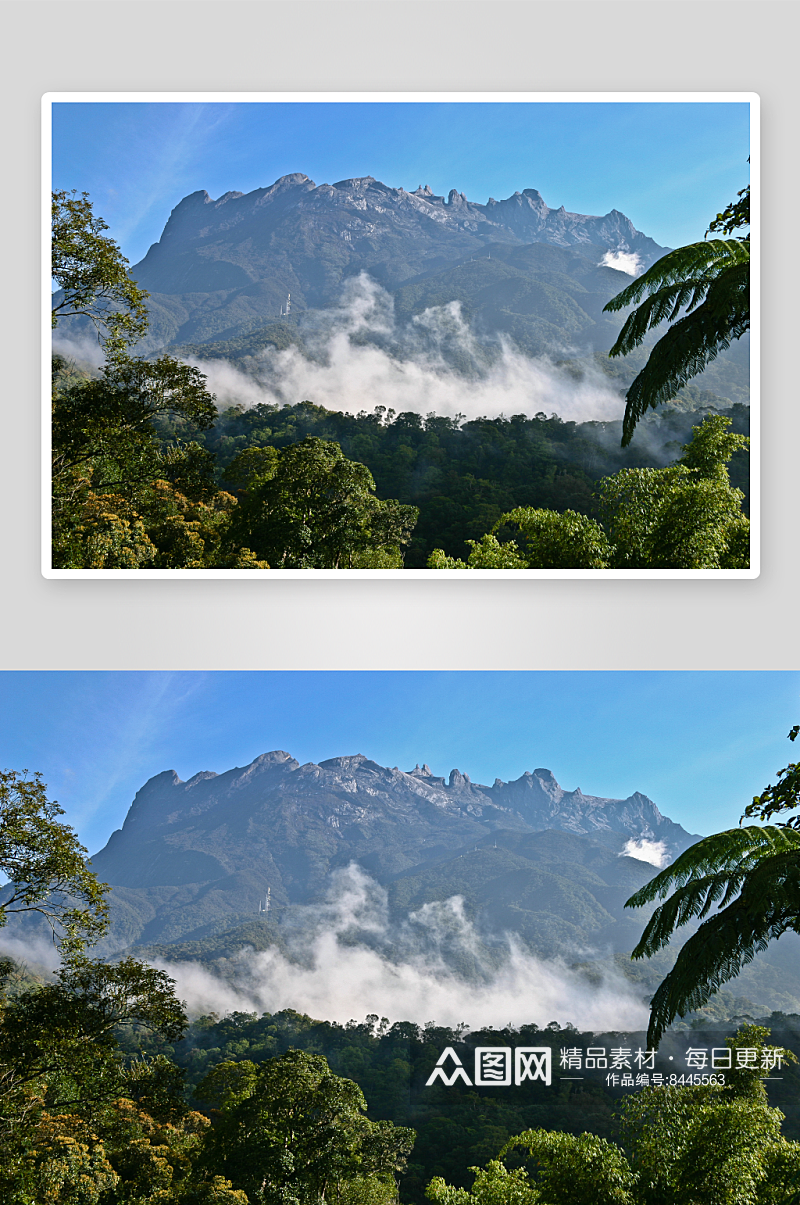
[184,396,749,566]
[125,1005,800,1205]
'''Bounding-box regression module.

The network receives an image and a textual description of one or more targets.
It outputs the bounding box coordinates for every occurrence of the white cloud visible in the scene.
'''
[155,864,649,1031]
[188,273,626,424]
[620,838,669,868]
[0,934,62,974]
[600,250,643,276]
[52,332,106,370]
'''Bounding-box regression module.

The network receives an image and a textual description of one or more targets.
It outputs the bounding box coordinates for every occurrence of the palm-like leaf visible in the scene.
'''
[626,827,800,1046]
[603,239,750,446]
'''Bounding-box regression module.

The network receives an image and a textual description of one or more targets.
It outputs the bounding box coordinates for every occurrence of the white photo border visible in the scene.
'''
[42,91,760,580]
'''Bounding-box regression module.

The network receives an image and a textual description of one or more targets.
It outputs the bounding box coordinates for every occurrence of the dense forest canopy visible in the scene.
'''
[170,395,749,568]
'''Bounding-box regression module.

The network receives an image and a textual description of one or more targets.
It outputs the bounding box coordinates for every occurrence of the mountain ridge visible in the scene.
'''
[133,172,668,302]
[84,173,674,355]
[93,749,693,879]
[83,750,697,948]
[25,749,800,1015]
[53,171,748,418]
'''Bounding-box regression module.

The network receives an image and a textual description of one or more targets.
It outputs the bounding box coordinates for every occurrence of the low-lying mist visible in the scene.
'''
[154,865,650,1030]
[52,274,745,474]
[188,275,628,425]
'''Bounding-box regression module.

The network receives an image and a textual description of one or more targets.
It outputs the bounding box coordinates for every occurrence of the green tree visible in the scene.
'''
[0,956,217,1203]
[426,1028,800,1205]
[707,185,751,238]
[603,185,750,446]
[0,769,109,957]
[196,397,749,568]
[499,1130,635,1205]
[196,1050,415,1205]
[52,354,218,491]
[626,727,800,1048]
[0,957,187,1136]
[427,1160,540,1205]
[52,190,150,360]
[428,416,748,570]
[224,437,418,568]
[428,508,611,569]
[0,767,255,1203]
[50,193,240,571]
[51,355,225,569]
[619,1026,797,1205]
[600,415,749,568]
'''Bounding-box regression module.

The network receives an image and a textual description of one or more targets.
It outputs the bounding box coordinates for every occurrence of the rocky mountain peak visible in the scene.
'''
[448,768,472,789]
[94,749,695,889]
[332,176,377,190]
[79,749,702,959]
[131,171,668,312]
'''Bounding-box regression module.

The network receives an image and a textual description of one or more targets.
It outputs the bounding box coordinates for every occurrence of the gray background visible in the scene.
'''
[3,0,793,670]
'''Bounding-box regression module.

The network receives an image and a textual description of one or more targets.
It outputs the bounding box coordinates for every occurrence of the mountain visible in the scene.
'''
[53,172,749,412]
[9,749,800,1017]
[75,751,698,958]
[132,173,667,301]
[89,751,695,894]
[63,175,670,356]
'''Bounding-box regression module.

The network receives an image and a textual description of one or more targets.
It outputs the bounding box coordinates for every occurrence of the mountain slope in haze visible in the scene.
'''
[172,240,669,368]
[55,174,670,356]
[77,750,697,956]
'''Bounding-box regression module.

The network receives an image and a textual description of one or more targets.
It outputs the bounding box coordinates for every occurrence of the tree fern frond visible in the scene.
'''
[620,291,749,445]
[735,850,800,914]
[630,871,750,959]
[602,232,749,445]
[634,727,798,1048]
[646,898,796,1047]
[609,281,715,356]
[626,828,790,910]
[603,240,749,313]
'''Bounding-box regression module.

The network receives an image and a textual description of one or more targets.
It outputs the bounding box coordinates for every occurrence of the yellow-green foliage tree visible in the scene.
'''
[0,770,249,1202]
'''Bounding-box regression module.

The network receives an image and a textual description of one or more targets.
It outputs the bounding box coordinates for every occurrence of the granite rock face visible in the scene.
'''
[90,750,693,899]
[133,174,667,300]
[100,174,670,351]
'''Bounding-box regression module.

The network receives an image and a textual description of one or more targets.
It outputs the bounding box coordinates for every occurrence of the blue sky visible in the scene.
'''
[1,671,795,856]
[51,99,751,269]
